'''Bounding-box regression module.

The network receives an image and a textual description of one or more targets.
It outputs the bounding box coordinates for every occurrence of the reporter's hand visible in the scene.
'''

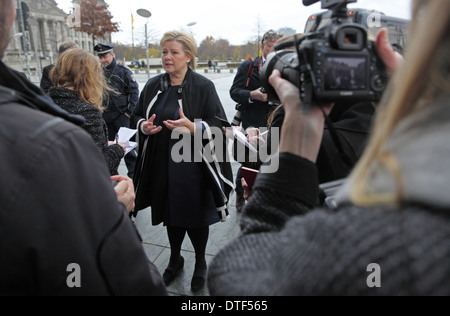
[376,28,404,75]
[111,175,135,214]
[246,128,260,138]
[250,88,268,103]
[108,142,127,155]
[118,142,127,154]
[223,127,234,140]
[242,178,252,201]
[269,70,333,162]
[246,128,265,148]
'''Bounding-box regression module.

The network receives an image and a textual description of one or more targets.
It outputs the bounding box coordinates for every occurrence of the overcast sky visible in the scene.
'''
[55,0,412,46]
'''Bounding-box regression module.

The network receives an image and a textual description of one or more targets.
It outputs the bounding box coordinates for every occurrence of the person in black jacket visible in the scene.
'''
[208,0,450,296]
[239,34,375,202]
[230,29,283,212]
[40,42,78,93]
[243,101,375,183]
[130,30,234,293]
[95,43,139,178]
[48,47,126,176]
[0,0,167,295]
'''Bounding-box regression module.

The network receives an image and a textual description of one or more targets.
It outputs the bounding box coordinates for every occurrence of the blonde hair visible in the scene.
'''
[50,48,108,112]
[160,30,197,70]
[349,0,450,206]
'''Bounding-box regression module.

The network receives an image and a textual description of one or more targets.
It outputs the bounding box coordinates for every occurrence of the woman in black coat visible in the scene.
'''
[130,30,234,292]
[48,48,125,175]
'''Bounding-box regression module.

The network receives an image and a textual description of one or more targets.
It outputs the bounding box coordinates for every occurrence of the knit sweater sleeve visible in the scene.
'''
[82,106,124,175]
[208,153,450,296]
[207,153,320,295]
[101,144,125,175]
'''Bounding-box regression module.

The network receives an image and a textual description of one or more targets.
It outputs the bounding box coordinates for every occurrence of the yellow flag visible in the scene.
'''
[131,14,135,30]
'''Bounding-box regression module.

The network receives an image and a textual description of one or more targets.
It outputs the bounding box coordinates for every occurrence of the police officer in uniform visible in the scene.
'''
[94,43,139,178]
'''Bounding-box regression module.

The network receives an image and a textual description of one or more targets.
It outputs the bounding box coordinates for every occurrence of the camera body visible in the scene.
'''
[260,0,388,105]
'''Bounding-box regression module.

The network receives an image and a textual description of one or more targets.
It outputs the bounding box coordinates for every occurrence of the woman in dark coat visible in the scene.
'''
[48,48,125,175]
[130,30,234,292]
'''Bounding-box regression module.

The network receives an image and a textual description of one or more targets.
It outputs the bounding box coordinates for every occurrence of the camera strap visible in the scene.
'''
[244,58,255,89]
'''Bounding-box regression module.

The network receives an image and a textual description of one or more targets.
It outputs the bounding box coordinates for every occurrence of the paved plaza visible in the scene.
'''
[117,69,244,296]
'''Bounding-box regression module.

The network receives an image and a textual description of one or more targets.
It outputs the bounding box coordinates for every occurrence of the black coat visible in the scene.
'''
[0,61,167,296]
[317,101,375,183]
[235,101,375,185]
[40,64,54,93]
[230,57,275,129]
[102,59,139,123]
[48,87,124,175]
[131,69,234,225]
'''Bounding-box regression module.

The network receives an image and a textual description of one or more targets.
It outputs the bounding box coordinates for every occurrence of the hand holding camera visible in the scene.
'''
[269,22,404,163]
[270,69,334,163]
[261,0,389,107]
[111,175,136,214]
[250,88,268,103]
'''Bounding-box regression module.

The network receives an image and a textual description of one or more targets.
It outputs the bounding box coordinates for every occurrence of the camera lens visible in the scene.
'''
[260,50,301,103]
[231,111,242,126]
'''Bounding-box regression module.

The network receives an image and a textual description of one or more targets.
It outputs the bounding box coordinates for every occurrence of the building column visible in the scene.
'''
[42,19,51,55]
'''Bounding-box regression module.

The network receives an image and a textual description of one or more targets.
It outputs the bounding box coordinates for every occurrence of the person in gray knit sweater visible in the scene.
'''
[48,48,126,175]
[208,0,450,296]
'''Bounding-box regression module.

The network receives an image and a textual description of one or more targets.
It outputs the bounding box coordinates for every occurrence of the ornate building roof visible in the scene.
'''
[24,0,67,16]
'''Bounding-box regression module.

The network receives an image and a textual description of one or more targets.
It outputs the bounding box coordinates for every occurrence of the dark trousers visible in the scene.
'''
[106,114,137,179]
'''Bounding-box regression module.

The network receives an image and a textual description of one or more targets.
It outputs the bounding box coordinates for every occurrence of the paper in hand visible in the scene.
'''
[117,127,138,155]
[233,127,258,153]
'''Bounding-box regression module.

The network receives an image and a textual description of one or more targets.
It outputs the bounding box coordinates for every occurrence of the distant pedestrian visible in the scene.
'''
[208,59,212,70]
[213,58,217,72]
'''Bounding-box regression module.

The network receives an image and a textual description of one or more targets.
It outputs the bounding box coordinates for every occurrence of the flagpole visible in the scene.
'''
[131,12,135,62]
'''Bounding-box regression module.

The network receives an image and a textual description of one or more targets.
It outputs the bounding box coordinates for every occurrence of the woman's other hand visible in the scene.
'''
[164,108,195,134]
[111,175,135,214]
[142,114,163,135]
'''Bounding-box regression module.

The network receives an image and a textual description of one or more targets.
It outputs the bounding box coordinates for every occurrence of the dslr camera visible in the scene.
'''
[260,0,388,105]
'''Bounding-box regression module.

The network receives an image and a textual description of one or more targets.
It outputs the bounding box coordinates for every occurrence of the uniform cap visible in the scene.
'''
[94,43,114,55]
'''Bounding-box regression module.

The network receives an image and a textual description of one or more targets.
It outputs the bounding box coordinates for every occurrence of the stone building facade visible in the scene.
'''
[4,0,111,75]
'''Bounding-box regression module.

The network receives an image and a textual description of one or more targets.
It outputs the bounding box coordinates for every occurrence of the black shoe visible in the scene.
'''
[236,196,245,213]
[163,256,184,286]
[191,268,207,292]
